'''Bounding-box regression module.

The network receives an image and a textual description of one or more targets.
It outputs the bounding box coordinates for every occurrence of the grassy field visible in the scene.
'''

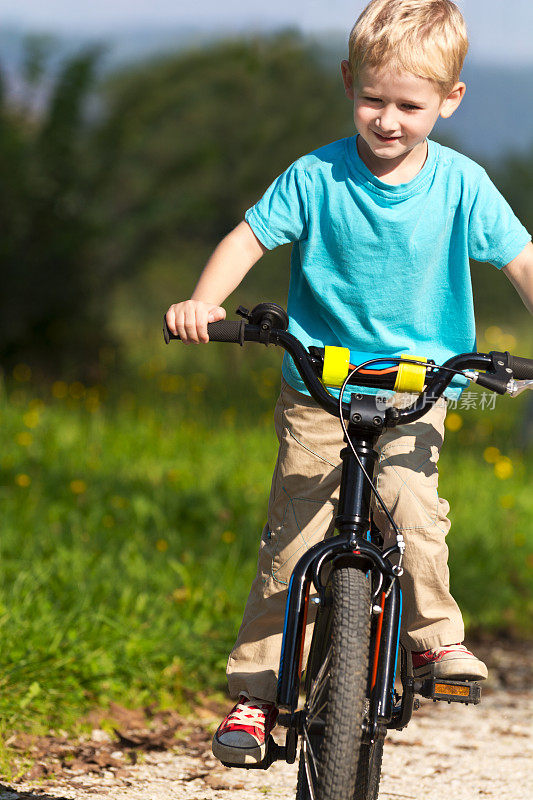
[0,330,532,739]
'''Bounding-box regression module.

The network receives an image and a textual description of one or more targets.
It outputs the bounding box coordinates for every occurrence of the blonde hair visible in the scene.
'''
[348,0,468,98]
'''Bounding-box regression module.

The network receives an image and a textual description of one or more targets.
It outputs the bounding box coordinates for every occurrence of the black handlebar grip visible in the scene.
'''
[205,319,245,343]
[508,354,533,380]
[162,316,245,345]
[163,317,173,343]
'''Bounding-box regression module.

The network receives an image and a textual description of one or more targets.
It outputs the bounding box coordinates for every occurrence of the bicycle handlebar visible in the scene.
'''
[163,311,533,425]
[506,354,533,380]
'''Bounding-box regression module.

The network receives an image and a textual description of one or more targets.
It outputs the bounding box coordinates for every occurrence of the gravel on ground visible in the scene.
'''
[0,640,531,800]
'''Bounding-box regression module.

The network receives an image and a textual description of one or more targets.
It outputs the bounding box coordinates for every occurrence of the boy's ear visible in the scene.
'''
[439,81,466,119]
[341,60,355,100]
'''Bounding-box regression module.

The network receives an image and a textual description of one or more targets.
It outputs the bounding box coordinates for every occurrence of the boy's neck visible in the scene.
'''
[356,136,429,185]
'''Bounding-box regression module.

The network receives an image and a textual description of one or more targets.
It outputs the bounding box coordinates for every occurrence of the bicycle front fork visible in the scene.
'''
[276,539,404,725]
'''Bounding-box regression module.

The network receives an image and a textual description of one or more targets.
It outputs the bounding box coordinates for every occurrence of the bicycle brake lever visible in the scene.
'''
[507,379,533,397]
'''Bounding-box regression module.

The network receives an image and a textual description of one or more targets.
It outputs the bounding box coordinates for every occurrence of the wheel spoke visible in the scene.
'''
[302,729,319,800]
[303,727,320,776]
[307,646,331,713]
[307,698,327,726]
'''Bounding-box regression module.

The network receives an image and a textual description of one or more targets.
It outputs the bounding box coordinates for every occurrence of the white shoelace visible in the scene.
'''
[227,698,271,729]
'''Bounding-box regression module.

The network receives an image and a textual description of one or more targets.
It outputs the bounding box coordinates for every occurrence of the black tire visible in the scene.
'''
[295,566,371,800]
[354,733,385,800]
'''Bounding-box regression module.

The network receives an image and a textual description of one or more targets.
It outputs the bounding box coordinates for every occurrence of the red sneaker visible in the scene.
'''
[212,695,279,765]
[412,643,488,681]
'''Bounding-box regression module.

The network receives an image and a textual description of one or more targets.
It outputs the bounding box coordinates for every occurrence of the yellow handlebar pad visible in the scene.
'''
[321,347,428,393]
[393,354,428,393]
[322,346,351,387]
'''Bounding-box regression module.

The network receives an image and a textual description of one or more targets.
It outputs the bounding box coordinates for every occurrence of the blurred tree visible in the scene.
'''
[0,38,106,371]
[95,32,352,286]
[496,145,533,233]
[469,147,533,326]
[0,32,355,369]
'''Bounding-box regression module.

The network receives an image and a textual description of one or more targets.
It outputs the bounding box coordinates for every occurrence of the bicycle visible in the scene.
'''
[163,302,533,800]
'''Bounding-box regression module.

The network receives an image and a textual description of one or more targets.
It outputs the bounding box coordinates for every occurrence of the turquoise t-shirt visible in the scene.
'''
[245,135,531,399]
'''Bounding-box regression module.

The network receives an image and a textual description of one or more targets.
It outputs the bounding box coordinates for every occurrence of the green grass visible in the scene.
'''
[0,336,532,736]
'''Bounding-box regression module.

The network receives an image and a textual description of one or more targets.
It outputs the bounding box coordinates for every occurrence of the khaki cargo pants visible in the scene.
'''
[227,379,464,703]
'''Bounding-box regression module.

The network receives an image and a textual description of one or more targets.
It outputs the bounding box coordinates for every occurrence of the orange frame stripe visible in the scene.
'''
[370,591,386,691]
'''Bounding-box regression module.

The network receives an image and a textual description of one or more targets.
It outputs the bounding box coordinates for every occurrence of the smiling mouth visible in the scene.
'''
[374,132,401,141]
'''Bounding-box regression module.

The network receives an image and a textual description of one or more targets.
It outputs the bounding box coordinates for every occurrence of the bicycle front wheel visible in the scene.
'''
[296,566,371,800]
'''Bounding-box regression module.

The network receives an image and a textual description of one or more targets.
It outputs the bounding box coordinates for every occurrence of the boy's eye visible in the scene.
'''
[363,96,381,102]
[403,104,420,110]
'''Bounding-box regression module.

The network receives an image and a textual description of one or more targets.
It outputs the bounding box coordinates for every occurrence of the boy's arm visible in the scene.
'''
[502,241,533,315]
[166,221,268,343]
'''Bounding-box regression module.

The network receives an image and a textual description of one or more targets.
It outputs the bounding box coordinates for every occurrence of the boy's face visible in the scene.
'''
[341,61,465,169]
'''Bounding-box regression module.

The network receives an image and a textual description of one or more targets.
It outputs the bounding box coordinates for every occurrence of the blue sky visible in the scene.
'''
[1,0,532,64]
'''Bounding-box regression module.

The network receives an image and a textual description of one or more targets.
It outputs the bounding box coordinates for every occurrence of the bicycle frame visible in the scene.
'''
[163,304,533,778]
[276,394,410,744]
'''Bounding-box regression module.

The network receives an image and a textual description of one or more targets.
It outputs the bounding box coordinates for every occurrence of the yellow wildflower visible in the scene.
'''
[23,410,40,429]
[499,494,515,509]
[483,446,500,464]
[501,333,517,351]
[52,381,68,399]
[445,412,462,432]
[484,326,502,345]
[70,479,87,494]
[158,374,183,393]
[494,458,513,480]
[29,399,45,411]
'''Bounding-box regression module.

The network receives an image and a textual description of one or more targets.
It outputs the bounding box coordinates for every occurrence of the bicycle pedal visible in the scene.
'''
[220,736,285,770]
[414,677,481,704]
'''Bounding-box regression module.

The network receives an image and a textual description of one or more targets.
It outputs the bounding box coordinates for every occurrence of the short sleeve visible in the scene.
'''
[468,170,531,268]
[245,161,309,250]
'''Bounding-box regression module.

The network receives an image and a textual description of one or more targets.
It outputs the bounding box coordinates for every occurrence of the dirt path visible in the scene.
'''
[1,642,531,800]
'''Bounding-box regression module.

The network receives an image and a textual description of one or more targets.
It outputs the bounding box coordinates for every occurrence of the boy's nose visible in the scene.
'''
[376,108,399,134]
[376,118,398,134]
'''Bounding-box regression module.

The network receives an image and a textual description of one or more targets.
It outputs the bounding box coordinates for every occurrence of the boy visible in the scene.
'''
[166,0,533,766]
